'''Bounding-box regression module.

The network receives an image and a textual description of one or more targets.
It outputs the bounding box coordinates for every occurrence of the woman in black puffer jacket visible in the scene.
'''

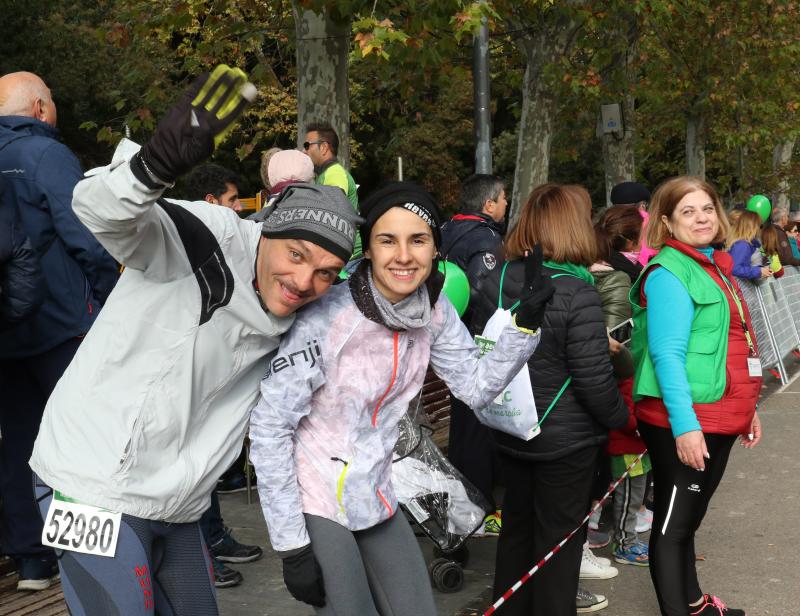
[472,183,628,616]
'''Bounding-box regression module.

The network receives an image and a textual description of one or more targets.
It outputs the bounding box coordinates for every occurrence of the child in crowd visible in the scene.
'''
[591,205,651,568]
[760,224,785,278]
[726,210,772,280]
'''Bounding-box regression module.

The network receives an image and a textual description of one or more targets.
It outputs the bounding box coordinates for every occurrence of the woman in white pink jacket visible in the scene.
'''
[250,182,553,615]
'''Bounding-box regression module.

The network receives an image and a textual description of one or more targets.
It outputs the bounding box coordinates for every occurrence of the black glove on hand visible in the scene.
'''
[513,244,555,332]
[282,545,326,608]
[131,64,256,187]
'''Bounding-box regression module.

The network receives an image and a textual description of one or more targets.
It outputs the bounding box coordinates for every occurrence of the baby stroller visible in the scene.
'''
[392,385,491,593]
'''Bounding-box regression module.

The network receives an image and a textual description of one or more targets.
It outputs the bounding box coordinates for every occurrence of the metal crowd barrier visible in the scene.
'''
[735,267,800,384]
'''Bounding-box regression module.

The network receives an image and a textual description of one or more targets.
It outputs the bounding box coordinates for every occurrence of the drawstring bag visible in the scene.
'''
[473,262,571,441]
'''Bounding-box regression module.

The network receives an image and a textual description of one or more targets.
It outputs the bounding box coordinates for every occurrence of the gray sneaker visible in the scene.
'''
[577,587,608,612]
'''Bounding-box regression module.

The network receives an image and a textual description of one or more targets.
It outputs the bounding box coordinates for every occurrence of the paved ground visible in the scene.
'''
[1,369,796,615]
[216,371,800,616]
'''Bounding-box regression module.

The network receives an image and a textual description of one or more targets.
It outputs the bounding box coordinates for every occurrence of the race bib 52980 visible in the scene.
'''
[41,492,121,558]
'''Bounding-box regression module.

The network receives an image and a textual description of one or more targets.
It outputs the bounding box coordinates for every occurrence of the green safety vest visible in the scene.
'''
[629,246,729,403]
[317,161,361,257]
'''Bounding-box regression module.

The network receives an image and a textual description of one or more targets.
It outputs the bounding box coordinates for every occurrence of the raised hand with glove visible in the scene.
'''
[131,64,257,188]
[513,244,555,333]
[281,544,326,608]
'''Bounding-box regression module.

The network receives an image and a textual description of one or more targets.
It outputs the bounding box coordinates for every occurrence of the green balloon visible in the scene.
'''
[438,260,470,317]
[746,194,772,223]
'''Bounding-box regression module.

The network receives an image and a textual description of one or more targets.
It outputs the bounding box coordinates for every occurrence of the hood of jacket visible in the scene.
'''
[0,115,60,149]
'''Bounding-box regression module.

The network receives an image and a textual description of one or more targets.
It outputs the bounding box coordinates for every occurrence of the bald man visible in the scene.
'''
[0,71,118,590]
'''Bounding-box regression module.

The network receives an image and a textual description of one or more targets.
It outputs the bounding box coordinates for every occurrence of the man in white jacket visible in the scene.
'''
[28,66,361,616]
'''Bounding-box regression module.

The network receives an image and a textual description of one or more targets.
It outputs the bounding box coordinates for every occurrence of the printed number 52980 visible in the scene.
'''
[41,498,121,558]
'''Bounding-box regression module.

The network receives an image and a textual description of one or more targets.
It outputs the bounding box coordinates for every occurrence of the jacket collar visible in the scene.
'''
[664,238,734,277]
[0,116,60,143]
[314,157,338,176]
[450,211,504,233]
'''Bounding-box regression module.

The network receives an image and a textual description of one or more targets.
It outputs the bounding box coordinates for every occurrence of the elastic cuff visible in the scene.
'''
[277,544,311,559]
[670,418,703,439]
[130,152,173,190]
[511,314,539,336]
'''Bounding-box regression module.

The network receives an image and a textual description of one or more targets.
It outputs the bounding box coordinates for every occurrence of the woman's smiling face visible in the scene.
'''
[365,207,436,304]
[663,190,719,248]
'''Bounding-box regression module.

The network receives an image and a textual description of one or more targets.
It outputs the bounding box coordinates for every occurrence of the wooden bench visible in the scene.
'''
[419,368,452,453]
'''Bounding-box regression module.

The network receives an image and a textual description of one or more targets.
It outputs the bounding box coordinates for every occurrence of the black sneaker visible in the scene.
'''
[216,471,248,494]
[212,558,243,588]
[210,528,263,563]
[16,557,59,591]
[689,595,746,616]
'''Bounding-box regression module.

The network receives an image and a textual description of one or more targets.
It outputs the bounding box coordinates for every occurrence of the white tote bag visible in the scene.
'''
[472,262,572,441]
[474,307,541,441]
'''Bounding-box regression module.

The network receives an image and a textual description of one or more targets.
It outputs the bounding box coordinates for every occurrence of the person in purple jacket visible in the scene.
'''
[726,210,772,280]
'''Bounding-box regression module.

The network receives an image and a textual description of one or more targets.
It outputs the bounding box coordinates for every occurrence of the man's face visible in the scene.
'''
[255,238,344,317]
[303,131,329,167]
[484,189,508,223]
[206,183,242,213]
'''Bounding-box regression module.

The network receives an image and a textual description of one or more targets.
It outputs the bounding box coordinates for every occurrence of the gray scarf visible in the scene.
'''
[368,270,431,331]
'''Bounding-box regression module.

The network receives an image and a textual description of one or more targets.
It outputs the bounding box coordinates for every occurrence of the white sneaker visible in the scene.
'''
[635,508,653,533]
[576,587,609,612]
[580,543,618,580]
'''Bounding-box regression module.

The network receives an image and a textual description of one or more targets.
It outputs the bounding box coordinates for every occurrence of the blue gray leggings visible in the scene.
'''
[35,478,217,616]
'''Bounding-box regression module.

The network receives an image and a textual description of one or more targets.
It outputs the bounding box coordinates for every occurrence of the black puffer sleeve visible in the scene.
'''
[564,285,628,430]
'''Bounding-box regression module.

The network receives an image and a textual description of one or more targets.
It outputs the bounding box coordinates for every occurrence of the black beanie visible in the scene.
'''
[359,181,442,251]
[610,181,650,205]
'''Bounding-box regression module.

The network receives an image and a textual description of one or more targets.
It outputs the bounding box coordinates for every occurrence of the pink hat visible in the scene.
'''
[268,150,314,187]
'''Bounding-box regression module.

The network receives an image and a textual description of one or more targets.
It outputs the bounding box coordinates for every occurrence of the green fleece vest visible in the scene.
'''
[629,246,729,403]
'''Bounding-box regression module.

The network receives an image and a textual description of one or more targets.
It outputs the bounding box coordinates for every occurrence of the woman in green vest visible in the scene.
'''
[630,176,762,616]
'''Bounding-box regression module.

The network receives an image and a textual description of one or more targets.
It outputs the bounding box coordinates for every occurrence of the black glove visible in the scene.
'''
[281,545,326,607]
[513,244,554,332]
[131,64,256,187]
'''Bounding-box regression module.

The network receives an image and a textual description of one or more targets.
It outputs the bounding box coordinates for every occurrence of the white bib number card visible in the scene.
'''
[42,492,121,558]
[747,357,762,377]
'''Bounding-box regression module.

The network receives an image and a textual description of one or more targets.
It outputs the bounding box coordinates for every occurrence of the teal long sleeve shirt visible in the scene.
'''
[643,246,715,437]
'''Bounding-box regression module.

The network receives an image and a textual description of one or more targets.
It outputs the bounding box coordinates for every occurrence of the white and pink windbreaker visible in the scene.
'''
[250,282,539,553]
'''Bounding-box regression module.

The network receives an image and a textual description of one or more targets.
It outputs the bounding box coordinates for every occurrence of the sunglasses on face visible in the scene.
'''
[303,140,327,150]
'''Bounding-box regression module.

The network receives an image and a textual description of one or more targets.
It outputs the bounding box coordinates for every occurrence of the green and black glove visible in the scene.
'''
[513,245,555,332]
[131,64,257,188]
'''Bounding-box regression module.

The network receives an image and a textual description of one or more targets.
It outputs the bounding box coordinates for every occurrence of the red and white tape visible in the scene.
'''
[483,451,648,616]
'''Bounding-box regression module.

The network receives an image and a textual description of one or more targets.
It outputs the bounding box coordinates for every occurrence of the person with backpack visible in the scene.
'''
[472,183,629,616]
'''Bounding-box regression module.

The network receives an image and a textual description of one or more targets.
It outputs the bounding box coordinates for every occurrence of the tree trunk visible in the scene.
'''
[685,111,706,179]
[602,92,636,205]
[292,3,351,166]
[772,140,795,211]
[510,59,556,224]
[508,10,581,226]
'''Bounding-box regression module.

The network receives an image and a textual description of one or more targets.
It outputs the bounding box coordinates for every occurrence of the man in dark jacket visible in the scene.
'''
[0,71,118,589]
[440,174,506,312]
[440,174,507,529]
[0,180,45,328]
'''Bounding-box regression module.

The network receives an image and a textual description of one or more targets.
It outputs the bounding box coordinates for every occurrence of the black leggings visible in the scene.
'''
[638,421,736,616]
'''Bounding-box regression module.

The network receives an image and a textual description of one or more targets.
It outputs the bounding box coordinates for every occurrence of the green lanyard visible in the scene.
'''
[497,259,572,422]
[713,264,757,357]
[498,261,521,312]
